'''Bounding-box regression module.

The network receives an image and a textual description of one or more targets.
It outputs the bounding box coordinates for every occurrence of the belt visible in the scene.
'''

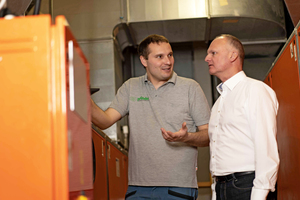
[215,171,255,182]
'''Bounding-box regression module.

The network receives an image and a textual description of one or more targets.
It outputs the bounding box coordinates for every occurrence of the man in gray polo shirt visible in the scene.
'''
[91,34,210,199]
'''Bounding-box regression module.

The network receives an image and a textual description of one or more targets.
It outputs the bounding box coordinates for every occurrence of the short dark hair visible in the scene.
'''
[217,34,245,64]
[138,34,169,59]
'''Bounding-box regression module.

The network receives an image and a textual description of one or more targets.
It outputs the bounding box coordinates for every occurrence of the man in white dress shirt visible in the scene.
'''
[205,34,279,200]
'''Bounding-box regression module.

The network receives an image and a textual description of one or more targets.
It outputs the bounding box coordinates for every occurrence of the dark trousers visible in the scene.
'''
[215,172,255,200]
[125,186,198,200]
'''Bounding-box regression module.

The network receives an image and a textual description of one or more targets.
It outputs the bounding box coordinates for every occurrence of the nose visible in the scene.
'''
[205,54,210,62]
[164,56,172,65]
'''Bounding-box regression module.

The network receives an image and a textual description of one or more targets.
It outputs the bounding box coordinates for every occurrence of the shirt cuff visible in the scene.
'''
[212,190,216,200]
[211,180,216,200]
[250,188,270,200]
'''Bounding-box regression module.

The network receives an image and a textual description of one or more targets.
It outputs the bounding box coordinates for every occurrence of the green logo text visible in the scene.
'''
[137,96,149,101]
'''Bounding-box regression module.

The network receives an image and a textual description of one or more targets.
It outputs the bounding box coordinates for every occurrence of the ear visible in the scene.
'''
[229,51,238,62]
[140,55,147,68]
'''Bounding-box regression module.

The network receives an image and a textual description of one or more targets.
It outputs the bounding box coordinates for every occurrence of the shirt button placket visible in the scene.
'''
[213,94,224,174]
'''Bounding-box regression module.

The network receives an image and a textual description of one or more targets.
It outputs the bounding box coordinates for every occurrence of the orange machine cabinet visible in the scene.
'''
[92,127,108,200]
[0,15,93,200]
[264,27,300,199]
[107,140,128,200]
[92,125,128,200]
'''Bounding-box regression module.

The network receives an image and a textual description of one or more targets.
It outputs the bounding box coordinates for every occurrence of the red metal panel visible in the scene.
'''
[268,34,300,200]
[65,26,93,196]
[264,73,272,87]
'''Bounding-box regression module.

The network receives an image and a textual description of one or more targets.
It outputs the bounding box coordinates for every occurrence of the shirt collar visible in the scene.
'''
[144,71,177,85]
[217,71,246,94]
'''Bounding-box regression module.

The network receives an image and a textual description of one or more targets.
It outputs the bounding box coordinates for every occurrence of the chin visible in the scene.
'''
[208,70,215,75]
[166,72,173,78]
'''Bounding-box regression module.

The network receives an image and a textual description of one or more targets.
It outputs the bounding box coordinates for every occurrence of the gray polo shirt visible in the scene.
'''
[110,72,210,188]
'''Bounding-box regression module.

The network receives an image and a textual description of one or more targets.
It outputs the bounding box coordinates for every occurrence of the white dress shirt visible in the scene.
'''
[209,71,279,200]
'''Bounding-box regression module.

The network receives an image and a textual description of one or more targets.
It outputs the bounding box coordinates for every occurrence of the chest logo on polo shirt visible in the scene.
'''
[130,96,149,101]
[137,96,149,101]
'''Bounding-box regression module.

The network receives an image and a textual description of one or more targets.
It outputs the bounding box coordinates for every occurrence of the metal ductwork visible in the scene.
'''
[6,0,32,15]
[209,0,286,41]
[114,0,287,58]
[284,0,300,26]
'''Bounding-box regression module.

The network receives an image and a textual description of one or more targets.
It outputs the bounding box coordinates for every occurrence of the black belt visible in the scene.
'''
[215,171,255,182]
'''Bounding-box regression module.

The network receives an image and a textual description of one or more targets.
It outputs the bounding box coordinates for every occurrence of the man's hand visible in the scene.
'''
[161,122,188,143]
[161,123,209,147]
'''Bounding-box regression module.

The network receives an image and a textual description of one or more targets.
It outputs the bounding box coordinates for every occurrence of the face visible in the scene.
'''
[205,37,232,80]
[140,42,174,86]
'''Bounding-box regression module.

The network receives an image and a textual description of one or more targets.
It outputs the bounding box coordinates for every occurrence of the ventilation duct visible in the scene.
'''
[114,0,286,57]
[284,0,300,26]
[7,0,32,15]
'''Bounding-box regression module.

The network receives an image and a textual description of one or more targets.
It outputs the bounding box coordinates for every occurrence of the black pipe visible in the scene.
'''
[49,0,54,23]
[33,0,41,15]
